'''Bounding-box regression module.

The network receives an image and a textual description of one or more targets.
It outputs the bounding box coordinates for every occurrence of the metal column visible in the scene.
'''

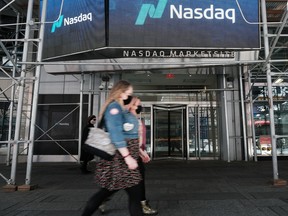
[186,105,190,159]
[88,73,93,116]
[78,74,84,163]
[223,69,230,162]
[6,13,20,166]
[248,71,258,162]
[25,0,47,185]
[239,66,248,161]
[9,0,34,185]
[261,0,279,181]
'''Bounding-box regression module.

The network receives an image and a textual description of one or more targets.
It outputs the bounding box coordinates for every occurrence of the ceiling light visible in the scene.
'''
[274,78,283,84]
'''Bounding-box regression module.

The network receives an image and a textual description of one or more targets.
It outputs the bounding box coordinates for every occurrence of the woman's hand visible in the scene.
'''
[124,156,138,170]
[139,149,150,163]
[118,147,139,169]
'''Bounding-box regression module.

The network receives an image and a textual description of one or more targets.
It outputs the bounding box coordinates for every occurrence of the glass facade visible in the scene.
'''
[1,79,287,161]
[253,85,288,157]
[188,106,219,159]
[153,105,186,159]
[139,100,219,160]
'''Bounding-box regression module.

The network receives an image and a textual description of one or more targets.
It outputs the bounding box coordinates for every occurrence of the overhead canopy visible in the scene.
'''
[43,51,259,74]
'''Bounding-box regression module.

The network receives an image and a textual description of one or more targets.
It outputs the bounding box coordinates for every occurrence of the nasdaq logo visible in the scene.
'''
[135,0,167,25]
[135,1,236,25]
[51,15,64,33]
[170,5,235,23]
[51,12,92,33]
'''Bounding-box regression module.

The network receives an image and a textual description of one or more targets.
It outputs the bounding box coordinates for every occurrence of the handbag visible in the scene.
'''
[84,127,116,161]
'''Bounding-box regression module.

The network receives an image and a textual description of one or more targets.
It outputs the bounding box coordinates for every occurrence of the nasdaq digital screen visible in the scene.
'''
[108,0,260,49]
[41,0,259,61]
[42,0,106,60]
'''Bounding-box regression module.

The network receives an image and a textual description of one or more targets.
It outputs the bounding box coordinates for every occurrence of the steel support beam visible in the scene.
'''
[6,13,20,166]
[239,66,248,161]
[24,0,47,186]
[9,0,34,186]
[261,0,279,182]
[222,69,230,162]
[78,74,84,164]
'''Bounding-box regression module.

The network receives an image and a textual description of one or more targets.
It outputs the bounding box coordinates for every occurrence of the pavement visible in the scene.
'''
[1,159,288,216]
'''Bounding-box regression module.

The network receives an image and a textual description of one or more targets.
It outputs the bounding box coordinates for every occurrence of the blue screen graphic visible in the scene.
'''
[108,0,259,49]
[41,0,259,61]
[42,0,106,60]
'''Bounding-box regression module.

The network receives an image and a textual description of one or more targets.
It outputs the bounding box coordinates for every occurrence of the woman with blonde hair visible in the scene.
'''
[82,80,143,216]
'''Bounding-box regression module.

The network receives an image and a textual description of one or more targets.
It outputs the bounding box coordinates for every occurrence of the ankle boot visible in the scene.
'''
[99,203,105,214]
[141,200,158,215]
[80,162,91,174]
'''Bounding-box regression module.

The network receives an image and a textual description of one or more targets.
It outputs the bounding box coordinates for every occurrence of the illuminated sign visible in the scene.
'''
[169,5,236,23]
[51,13,93,33]
[122,49,235,58]
[109,0,260,49]
[253,86,288,101]
[135,0,167,25]
[42,0,105,61]
[42,0,259,61]
[135,1,236,25]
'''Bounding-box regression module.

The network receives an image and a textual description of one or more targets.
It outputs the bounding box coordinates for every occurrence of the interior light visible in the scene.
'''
[166,73,175,79]
[274,78,283,84]
[107,82,114,90]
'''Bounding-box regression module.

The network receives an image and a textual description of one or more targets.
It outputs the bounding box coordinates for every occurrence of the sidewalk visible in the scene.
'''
[1,160,288,216]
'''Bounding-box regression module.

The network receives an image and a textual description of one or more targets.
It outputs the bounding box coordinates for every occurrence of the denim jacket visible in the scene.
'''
[122,109,139,139]
[104,101,139,149]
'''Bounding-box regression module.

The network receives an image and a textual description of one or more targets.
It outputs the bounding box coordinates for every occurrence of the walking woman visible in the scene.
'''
[82,80,143,216]
[130,97,158,215]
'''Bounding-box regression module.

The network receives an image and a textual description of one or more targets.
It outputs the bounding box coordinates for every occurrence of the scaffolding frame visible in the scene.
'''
[0,0,287,188]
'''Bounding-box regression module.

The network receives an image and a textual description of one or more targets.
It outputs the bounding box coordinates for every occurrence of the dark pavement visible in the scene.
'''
[1,159,288,216]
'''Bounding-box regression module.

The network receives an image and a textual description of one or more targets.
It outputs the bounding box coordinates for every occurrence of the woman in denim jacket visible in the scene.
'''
[82,80,143,216]
[122,101,140,139]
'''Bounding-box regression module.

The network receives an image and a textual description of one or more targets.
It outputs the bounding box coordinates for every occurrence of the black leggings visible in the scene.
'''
[82,183,143,216]
[138,159,146,201]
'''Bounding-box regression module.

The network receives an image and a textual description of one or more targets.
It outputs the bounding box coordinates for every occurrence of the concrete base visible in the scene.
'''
[2,184,17,192]
[273,179,287,187]
[17,184,38,191]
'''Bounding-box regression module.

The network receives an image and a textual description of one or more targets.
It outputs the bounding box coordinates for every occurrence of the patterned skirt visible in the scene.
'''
[95,138,142,191]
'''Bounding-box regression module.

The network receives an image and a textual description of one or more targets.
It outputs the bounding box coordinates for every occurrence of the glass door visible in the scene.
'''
[188,106,219,159]
[153,105,187,159]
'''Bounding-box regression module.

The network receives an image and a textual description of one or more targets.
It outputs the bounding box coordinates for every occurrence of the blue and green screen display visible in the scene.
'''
[42,0,259,60]
[42,0,106,60]
[109,0,259,48]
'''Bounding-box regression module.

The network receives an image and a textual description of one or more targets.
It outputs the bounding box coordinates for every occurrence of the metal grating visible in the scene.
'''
[266,0,287,22]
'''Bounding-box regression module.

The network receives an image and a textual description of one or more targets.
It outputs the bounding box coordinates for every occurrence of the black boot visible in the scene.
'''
[80,162,91,174]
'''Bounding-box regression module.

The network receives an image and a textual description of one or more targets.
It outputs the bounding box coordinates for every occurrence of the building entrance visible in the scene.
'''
[142,103,219,160]
[153,105,187,159]
[187,106,219,159]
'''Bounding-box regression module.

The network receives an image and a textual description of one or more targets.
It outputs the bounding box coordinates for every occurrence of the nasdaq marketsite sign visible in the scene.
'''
[42,0,259,61]
[109,0,260,49]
